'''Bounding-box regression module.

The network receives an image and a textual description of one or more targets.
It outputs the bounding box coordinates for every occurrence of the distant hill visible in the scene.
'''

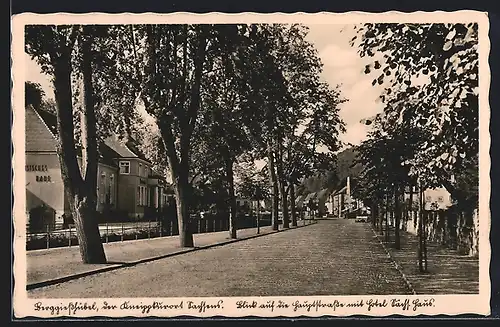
[297,146,365,196]
[334,146,364,183]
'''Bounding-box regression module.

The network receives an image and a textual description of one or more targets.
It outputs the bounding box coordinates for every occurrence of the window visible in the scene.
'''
[100,172,106,204]
[119,161,130,174]
[137,185,148,206]
[158,187,164,207]
[109,174,115,204]
[138,163,142,176]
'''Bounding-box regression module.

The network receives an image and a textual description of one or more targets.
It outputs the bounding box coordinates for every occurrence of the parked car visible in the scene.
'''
[355,214,369,223]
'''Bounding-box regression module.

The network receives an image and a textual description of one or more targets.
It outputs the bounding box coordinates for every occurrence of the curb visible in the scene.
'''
[370,226,417,295]
[27,220,318,291]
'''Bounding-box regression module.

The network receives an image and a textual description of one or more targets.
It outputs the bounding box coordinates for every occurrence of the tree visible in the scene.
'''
[131,117,170,180]
[25,25,107,263]
[197,27,270,238]
[247,24,346,229]
[25,80,58,114]
[352,22,479,261]
[129,24,257,247]
[286,81,346,197]
[25,81,45,110]
[40,98,57,114]
[231,24,289,231]
[236,166,270,203]
[351,23,479,207]
[355,120,427,249]
[25,25,139,263]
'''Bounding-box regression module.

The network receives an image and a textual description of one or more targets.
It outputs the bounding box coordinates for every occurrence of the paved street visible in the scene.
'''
[28,219,412,298]
[27,223,287,286]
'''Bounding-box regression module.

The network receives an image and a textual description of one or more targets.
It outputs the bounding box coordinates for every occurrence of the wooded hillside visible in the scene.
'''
[296,146,364,196]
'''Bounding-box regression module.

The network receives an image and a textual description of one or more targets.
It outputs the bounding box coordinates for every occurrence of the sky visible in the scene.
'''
[305,24,385,147]
[24,23,385,148]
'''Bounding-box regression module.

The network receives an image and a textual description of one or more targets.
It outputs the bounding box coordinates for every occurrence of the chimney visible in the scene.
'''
[346,176,351,197]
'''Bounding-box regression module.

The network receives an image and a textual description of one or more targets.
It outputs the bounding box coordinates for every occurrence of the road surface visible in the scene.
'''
[28,219,411,298]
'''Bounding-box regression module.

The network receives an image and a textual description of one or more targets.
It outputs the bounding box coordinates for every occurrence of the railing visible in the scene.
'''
[25,213,273,251]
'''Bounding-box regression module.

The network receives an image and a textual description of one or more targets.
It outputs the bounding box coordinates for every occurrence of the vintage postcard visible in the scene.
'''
[12,11,491,318]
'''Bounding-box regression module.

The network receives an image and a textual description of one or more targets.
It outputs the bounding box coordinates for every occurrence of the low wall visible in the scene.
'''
[400,207,479,257]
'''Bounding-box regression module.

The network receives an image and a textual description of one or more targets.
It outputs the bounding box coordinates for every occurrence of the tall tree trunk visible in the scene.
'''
[371,200,376,228]
[385,193,390,242]
[280,181,289,229]
[173,167,194,247]
[409,183,414,232]
[158,123,194,248]
[70,194,107,263]
[267,144,279,231]
[214,99,237,239]
[225,155,237,239]
[161,27,206,248]
[80,30,98,217]
[290,182,297,227]
[276,142,289,229]
[378,204,383,232]
[418,180,425,272]
[423,211,428,271]
[394,185,401,250]
[50,29,106,264]
[77,31,106,263]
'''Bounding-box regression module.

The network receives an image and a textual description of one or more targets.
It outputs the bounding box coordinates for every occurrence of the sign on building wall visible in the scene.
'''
[26,164,52,183]
[25,164,48,172]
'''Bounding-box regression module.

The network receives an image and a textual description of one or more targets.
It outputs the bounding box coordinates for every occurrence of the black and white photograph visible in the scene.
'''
[12,11,491,318]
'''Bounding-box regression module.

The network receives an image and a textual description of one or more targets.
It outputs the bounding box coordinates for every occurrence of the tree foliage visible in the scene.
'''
[25,81,45,109]
[351,23,479,206]
[25,23,348,250]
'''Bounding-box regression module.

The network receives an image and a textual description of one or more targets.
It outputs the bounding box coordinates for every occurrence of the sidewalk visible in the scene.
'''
[27,220,314,289]
[372,225,479,294]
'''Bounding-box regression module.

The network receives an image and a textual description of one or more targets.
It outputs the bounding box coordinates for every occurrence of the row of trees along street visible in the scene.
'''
[25,24,346,264]
[350,23,479,271]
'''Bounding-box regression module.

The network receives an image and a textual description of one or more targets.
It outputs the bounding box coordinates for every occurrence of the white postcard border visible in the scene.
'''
[11,10,492,318]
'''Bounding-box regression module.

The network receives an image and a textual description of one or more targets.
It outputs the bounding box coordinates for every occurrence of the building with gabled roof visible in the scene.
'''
[303,192,317,203]
[25,105,169,227]
[316,188,334,216]
[295,195,305,209]
[327,176,365,218]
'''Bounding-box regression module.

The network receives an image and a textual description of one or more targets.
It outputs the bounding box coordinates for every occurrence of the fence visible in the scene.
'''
[26,213,273,251]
